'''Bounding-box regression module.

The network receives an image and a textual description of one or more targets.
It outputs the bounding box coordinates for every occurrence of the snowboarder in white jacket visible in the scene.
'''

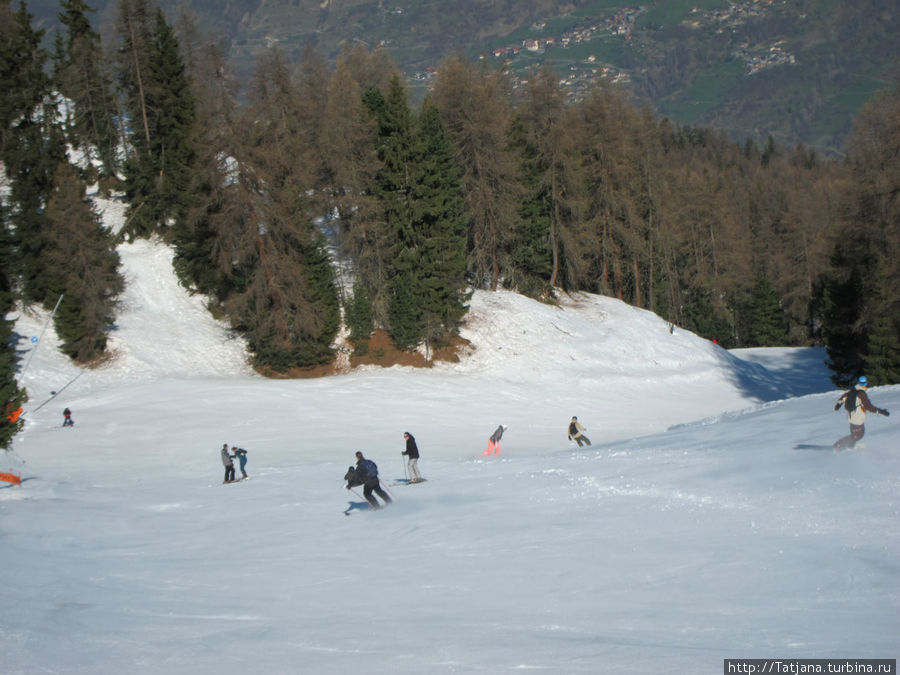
[832,376,889,451]
[568,416,591,446]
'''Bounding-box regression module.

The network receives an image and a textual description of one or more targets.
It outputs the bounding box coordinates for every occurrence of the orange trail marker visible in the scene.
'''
[0,471,22,485]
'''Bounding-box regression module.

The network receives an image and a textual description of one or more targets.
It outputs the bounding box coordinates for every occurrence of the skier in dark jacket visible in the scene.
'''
[832,376,889,451]
[233,447,248,479]
[402,432,423,483]
[62,407,74,427]
[347,451,392,508]
[221,443,235,483]
[483,424,507,456]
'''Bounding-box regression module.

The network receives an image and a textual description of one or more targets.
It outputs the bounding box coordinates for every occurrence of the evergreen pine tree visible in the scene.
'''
[0,200,26,450]
[1,0,67,304]
[681,288,734,346]
[387,275,422,351]
[56,0,120,178]
[374,76,424,349]
[42,162,124,362]
[864,311,900,385]
[862,263,900,385]
[747,274,787,346]
[118,4,196,238]
[346,280,374,343]
[368,78,469,349]
[414,100,469,343]
[820,233,876,387]
[507,113,552,296]
[172,24,242,300]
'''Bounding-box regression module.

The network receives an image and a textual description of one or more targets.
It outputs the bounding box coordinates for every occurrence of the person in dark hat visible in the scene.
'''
[221,443,235,483]
[567,416,591,447]
[348,451,392,508]
[402,432,423,483]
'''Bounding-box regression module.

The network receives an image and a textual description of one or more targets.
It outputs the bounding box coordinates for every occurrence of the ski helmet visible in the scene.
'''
[858,375,868,386]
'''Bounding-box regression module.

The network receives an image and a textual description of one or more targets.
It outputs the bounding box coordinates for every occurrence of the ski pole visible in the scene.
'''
[347,485,375,509]
[379,478,396,498]
[402,455,408,481]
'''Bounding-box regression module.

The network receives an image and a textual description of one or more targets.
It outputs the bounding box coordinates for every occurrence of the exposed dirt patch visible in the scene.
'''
[255,330,471,378]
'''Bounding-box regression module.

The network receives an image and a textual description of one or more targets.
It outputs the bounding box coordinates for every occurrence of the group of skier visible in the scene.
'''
[210,375,890,507]
[220,443,249,483]
[344,419,591,509]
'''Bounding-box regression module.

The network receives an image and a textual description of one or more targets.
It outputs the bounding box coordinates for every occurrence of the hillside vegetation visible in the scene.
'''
[23,0,900,154]
[2,0,898,435]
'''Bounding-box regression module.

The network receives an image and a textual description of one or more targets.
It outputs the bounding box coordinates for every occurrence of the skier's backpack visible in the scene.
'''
[359,459,378,479]
[844,389,858,412]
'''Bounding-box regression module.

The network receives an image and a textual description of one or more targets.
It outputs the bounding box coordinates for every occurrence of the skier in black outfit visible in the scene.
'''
[221,443,235,483]
[402,431,423,483]
[347,451,392,508]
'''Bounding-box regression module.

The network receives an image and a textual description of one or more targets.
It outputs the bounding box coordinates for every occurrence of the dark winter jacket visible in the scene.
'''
[489,425,506,444]
[403,434,420,459]
[356,458,379,483]
[344,466,364,488]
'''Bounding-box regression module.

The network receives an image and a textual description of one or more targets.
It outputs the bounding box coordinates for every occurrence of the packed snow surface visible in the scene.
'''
[3,236,898,674]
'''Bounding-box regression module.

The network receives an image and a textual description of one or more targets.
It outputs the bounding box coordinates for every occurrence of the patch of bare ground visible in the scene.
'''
[255,330,471,379]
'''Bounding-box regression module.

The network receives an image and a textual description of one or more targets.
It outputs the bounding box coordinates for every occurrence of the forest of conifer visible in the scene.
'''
[1,0,899,448]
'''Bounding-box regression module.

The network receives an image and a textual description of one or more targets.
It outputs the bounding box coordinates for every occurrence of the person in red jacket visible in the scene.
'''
[832,376,889,451]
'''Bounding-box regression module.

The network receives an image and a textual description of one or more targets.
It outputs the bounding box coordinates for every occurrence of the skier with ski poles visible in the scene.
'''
[402,432,424,483]
[347,451,392,509]
[832,375,889,451]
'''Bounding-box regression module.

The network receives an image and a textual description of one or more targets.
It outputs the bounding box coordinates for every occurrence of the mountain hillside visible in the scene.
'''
[25,0,900,154]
